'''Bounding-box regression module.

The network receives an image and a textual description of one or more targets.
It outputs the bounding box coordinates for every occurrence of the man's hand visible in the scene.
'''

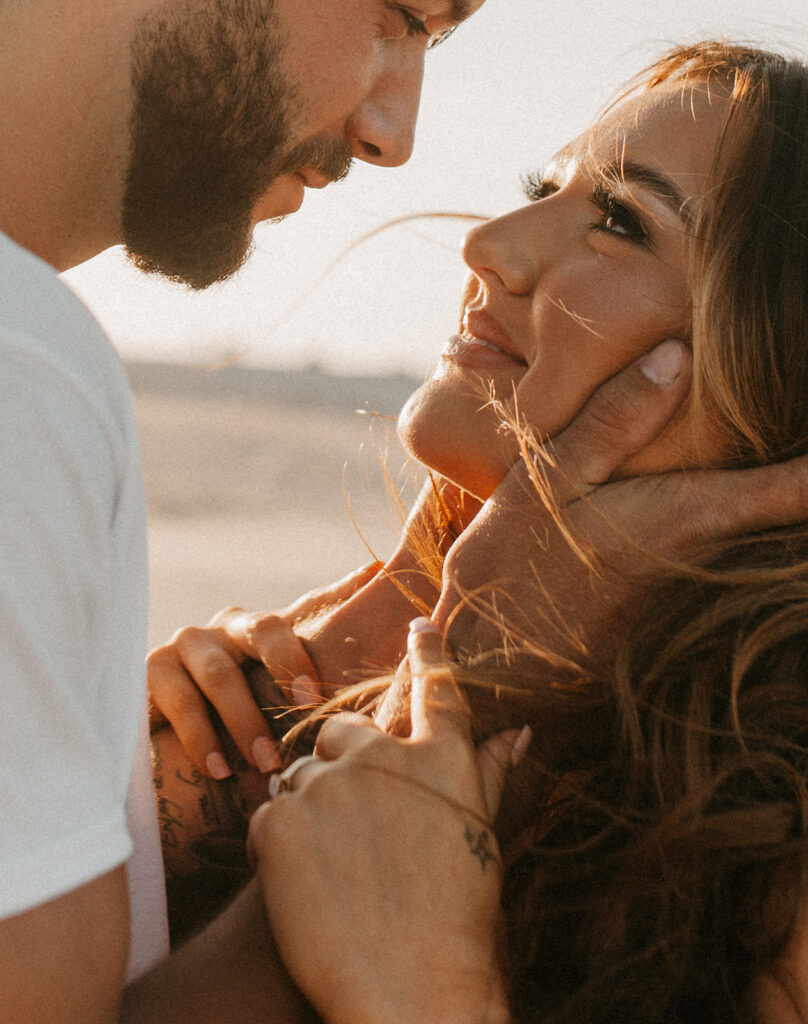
[436,339,808,665]
[249,619,519,1024]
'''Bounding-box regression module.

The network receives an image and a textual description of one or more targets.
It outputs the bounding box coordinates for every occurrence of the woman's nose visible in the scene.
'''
[346,51,425,166]
[462,208,539,296]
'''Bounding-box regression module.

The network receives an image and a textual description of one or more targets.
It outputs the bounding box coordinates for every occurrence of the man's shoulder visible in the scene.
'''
[0,230,133,428]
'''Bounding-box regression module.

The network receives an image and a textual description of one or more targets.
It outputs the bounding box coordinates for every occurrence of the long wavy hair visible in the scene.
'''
[496,42,808,1023]
[293,41,808,1023]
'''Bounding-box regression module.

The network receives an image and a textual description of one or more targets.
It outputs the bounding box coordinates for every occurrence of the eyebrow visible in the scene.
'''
[445,0,472,23]
[601,158,693,226]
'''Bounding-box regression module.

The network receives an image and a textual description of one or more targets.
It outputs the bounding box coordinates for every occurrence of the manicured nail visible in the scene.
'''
[511,725,533,767]
[206,751,232,780]
[409,616,439,636]
[291,674,320,706]
[252,736,280,774]
[640,339,686,386]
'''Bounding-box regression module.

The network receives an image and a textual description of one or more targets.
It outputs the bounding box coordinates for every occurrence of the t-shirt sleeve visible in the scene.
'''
[0,342,136,919]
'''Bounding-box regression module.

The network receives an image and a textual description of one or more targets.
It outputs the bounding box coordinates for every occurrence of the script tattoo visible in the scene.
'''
[465,825,496,872]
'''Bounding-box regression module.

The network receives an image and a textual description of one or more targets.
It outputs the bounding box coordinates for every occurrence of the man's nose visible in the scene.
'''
[346,50,425,167]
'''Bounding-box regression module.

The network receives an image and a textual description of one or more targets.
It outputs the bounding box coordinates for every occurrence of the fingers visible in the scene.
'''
[407,618,472,743]
[147,623,280,777]
[210,608,320,699]
[557,339,691,491]
[686,456,808,543]
[498,339,692,509]
[280,562,382,623]
[314,711,380,760]
[148,607,321,779]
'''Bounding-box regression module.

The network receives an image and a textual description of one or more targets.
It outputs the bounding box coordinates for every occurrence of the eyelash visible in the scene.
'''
[397,6,429,37]
[590,184,648,245]
[522,170,649,247]
[393,6,457,48]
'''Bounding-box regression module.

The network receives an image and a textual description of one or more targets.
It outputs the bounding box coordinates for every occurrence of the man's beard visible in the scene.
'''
[122,0,351,290]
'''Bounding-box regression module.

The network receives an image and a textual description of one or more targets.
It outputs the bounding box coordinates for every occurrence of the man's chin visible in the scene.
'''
[121,204,258,292]
[124,241,251,290]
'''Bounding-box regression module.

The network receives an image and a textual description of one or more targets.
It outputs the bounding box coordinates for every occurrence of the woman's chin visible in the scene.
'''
[399,432,504,502]
[398,387,513,502]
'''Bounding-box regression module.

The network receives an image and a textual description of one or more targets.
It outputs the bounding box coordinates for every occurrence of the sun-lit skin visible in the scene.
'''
[252,0,486,223]
[0,0,485,272]
[399,80,735,501]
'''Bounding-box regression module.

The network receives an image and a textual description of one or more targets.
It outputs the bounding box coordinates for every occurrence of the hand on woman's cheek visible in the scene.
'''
[434,340,695,666]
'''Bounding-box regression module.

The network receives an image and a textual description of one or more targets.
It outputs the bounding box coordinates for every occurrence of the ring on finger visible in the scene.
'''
[269,754,320,799]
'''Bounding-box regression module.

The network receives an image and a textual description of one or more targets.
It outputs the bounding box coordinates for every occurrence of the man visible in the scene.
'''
[0,1,487,1020]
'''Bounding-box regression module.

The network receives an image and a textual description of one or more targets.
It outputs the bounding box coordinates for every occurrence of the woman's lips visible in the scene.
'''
[441,309,527,371]
[441,333,528,370]
[441,307,528,370]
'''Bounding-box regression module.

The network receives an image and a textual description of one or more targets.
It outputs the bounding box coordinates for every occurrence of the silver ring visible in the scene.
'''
[268,754,320,799]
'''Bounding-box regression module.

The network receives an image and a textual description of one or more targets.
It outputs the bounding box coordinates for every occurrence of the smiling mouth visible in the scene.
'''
[461,331,521,358]
[441,333,528,371]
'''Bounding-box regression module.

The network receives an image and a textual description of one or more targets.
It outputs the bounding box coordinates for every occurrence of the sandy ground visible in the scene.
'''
[128,361,423,649]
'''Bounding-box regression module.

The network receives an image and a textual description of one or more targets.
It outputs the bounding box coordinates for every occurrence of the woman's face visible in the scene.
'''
[398,80,732,500]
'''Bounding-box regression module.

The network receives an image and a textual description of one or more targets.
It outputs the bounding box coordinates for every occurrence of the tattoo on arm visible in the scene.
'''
[151,728,252,878]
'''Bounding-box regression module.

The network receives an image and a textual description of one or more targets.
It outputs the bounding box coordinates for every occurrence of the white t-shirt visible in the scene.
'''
[0,231,169,978]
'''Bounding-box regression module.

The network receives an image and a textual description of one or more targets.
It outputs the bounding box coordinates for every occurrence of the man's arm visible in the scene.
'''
[0,868,129,1024]
[121,880,316,1024]
[0,868,313,1024]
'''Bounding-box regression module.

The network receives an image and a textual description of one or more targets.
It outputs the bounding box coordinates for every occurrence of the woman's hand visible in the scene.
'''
[248,619,522,1024]
[147,563,380,779]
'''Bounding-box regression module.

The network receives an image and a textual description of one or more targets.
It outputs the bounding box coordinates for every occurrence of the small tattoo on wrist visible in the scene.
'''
[465,825,495,872]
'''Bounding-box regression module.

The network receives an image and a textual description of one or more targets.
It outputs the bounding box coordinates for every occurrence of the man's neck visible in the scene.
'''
[0,2,132,269]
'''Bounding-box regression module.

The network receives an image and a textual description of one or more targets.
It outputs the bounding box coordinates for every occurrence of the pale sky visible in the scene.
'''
[64,0,808,378]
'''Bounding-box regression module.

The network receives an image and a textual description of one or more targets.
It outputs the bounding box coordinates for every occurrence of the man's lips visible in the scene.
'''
[253,169,331,222]
[296,168,331,189]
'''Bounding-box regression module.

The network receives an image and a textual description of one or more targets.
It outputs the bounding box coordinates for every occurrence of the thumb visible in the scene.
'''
[476,725,532,821]
[536,339,692,502]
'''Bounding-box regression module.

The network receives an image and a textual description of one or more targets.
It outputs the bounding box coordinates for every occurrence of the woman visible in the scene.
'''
[150,42,808,1021]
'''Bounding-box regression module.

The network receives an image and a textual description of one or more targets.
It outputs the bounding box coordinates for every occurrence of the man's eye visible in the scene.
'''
[427,26,457,48]
[398,6,429,37]
[390,5,456,47]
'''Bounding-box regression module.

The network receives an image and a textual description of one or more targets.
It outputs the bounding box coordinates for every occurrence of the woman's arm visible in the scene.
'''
[249,620,517,1024]
[151,720,267,944]
[147,477,479,776]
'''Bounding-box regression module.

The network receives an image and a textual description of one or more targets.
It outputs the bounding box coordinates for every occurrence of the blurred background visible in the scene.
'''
[62,0,807,646]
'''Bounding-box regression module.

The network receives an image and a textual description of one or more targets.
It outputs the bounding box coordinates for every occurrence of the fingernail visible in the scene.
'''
[291,674,320,706]
[409,616,439,636]
[640,339,686,386]
[511,725,533,767]
[252,736,281,774]
[206,751,232,780]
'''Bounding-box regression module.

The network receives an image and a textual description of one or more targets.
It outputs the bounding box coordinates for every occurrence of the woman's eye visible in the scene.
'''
[591,185,648,244]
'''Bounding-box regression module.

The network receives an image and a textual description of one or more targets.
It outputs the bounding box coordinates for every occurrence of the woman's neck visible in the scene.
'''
[295,536,443,691]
